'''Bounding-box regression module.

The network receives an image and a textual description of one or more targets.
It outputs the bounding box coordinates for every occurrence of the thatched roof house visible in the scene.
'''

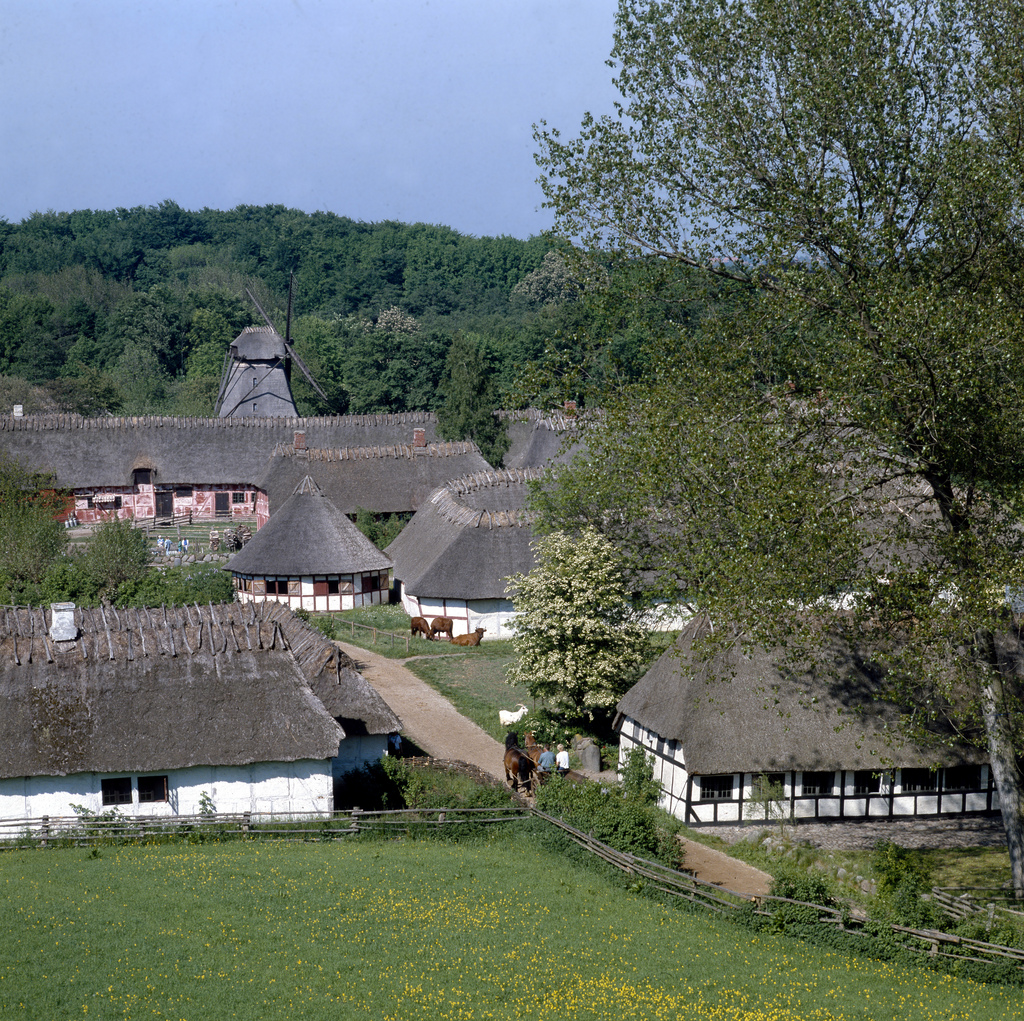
[0,412,439,525]
[386,468,543,638]
[616,616,996,826]
[256,433,491,524]
[0,600,401,821]
[228,476,393,612]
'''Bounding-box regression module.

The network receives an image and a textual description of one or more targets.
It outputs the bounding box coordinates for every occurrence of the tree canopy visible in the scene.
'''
[535,0,1024,890]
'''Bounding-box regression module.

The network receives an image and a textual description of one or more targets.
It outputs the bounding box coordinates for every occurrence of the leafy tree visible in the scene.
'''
[535,0,1024,890]
[0,453,68,601]
[436,332,510,466]
[80,517,150,594]
[505,528,649,718]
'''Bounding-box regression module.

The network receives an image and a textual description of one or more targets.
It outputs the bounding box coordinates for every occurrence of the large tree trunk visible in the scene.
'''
[980,657,1024,897]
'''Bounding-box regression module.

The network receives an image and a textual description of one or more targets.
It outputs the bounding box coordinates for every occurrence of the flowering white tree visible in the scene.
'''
[505,528,649,716]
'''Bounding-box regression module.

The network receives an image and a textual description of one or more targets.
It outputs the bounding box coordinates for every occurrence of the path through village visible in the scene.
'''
[336,641,773,897]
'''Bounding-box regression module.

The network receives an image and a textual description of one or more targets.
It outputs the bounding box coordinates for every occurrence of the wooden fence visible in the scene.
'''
[2,804,1023,975]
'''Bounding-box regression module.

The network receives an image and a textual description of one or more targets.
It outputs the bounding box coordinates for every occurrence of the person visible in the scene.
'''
[537,745,556,776]
[555,743,570,776]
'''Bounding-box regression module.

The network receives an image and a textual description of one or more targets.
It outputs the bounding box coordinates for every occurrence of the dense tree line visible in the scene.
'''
[0,203,592,431]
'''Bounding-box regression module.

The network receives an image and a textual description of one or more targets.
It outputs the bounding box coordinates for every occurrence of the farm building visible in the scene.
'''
[0,411,440,526]
[227,475,393,612]
[616,616,998,826]
[386,468,543,638]
[254,429,490,527]
[0,600,401,821]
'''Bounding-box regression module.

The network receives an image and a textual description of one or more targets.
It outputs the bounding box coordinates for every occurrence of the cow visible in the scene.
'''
[430,616,454,640]
[410,616,434,640]
[450,627,487,647]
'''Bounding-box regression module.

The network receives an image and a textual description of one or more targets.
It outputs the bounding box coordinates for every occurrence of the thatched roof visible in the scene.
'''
[0,600,401,780]
[258,439,492,516]
[226,476,393,577]
[0,412,439,489]
[500,408,584,469]
[386,469,542,600]
[616,616,984,776]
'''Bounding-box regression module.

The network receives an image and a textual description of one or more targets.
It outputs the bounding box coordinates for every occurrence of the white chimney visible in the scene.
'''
[49,602,78,641]
[13,404,23,418]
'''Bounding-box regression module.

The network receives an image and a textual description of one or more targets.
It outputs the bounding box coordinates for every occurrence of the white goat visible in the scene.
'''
[498,703,529,728]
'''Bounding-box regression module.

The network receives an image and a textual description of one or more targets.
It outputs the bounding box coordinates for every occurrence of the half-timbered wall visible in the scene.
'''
[395,583,516,639]
[618,715,999,826]
[233,571,390,612]
[73,484,258,524]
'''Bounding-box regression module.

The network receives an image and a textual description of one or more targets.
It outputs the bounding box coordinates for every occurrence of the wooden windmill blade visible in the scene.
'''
[244,287,277,331]
[284,342,330,404]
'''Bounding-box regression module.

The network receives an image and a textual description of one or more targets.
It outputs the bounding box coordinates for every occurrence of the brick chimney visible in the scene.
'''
[293,430,306,452]
[563,400,577,415]
[413,428,426,448]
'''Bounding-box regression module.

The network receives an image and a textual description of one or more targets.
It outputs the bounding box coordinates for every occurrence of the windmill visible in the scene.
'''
[214,276,332,418]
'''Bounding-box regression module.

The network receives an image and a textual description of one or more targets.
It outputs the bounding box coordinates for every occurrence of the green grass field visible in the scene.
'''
[1,837,1019,1021]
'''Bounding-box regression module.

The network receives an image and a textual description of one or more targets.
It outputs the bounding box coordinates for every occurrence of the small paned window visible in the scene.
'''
[101,777,132,806]
[699,775,734,800]
[943,765,982,791]
[232,491,247,504]
[802,771,834,796]
[138,775,168,803]
[901,768,937,793]
[852,770,881,794]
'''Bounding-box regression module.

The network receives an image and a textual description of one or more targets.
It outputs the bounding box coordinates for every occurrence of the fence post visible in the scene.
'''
[242,811,251,835]
[350,807,362,833]
[40,815,49,848]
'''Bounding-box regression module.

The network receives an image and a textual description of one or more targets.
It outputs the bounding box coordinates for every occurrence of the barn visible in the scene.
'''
[0,600,401,821]
[386,468,543,638]
[227,475,393,612]
[616,616,998,826]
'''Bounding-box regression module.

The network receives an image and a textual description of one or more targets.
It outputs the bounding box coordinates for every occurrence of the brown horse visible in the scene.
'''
[503,746,536,794]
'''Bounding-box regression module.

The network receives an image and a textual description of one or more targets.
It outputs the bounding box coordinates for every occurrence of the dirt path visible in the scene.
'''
[339,641,774,896]
[336,642,507,781]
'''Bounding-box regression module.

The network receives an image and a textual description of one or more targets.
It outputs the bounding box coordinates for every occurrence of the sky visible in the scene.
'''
[0,0,621,239]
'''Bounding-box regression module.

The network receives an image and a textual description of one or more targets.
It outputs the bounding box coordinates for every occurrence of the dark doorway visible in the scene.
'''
[155,490,174,520]
[215,491,230,517]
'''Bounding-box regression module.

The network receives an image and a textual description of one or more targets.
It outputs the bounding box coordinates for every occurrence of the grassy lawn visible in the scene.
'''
[2,837,1021,1021]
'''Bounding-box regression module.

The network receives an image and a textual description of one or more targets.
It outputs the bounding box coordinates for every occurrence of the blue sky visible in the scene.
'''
[0,0,620,239]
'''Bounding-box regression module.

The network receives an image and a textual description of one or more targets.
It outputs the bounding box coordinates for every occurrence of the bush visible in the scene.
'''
[871,839,940,927]
[114,563,235,607]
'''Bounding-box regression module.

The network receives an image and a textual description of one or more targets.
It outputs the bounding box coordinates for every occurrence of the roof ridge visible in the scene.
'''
[428,467,544,528]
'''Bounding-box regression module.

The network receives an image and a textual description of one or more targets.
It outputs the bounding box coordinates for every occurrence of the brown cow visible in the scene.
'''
[450,627,486,647]
[410,616,434,640]
[430,616,454,640]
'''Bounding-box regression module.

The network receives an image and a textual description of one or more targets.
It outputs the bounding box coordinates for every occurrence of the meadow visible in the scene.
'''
[1,836,1018,1021]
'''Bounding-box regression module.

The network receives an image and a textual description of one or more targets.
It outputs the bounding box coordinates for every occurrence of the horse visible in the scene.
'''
[503,745,536,794]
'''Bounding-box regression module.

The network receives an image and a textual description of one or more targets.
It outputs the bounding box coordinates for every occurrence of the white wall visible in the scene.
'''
[618,715,999,826]
[0,759,334,822]
[398,585,518,638]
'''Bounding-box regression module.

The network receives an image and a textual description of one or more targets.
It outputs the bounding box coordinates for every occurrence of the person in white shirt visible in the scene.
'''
[555,744,570,775]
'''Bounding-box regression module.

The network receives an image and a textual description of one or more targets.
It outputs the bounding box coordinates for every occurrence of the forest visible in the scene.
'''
[0,201,648,442]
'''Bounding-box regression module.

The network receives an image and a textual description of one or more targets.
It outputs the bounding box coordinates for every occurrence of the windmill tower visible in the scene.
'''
[215,278,330,418]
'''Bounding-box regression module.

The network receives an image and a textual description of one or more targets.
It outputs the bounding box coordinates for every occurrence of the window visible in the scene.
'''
[101,777,132,806]
[327,578,340,595]
[232,491,247,504]
[751,772,785,800]
[252,579,266,595]
[699,774,734,800]
[802,771,834,796]
[901,768,937,793]
[943,765,982,791]
[336,578,354,594]
[287,579,301,595]
[133,469,152,486]
[266,579,290,595]
[852,770,881,795]
[112,495,122,510]
[175,487,193,499]
[138,775,168,803]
